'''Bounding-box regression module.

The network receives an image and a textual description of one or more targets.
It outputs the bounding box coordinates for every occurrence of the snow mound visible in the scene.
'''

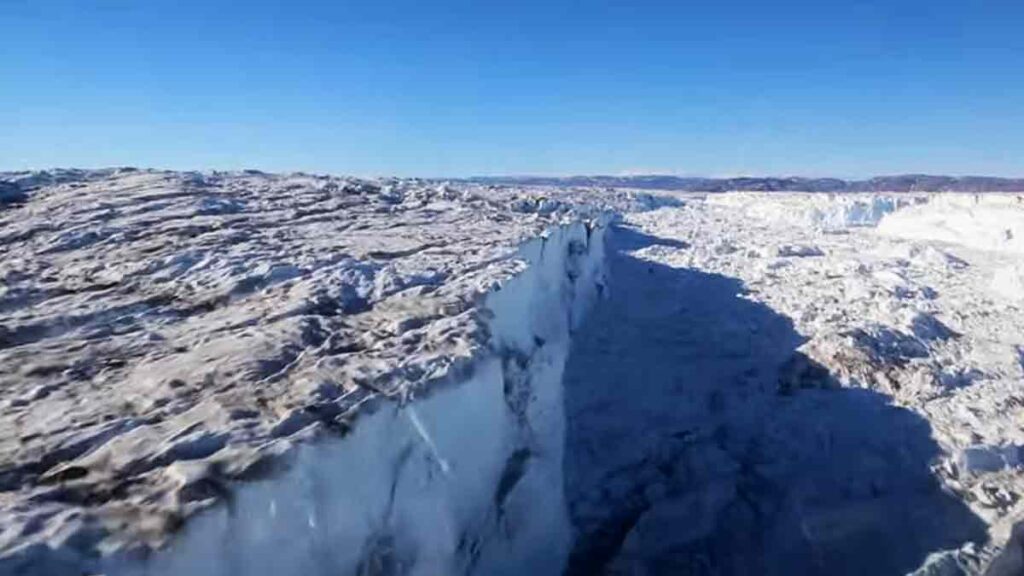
[876,194,1024,254]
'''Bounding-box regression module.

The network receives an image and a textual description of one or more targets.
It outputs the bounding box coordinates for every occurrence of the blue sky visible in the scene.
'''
[2,0,1023,177]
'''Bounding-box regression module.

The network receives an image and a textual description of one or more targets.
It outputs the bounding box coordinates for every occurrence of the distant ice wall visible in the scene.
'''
[876,193,1024,255]
[707,192,923,231]
[103,218,610,576]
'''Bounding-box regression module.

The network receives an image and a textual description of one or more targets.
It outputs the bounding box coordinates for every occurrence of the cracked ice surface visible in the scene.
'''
[564,192,1024,574]
[5,171,1024,575]
[0,169,652,565]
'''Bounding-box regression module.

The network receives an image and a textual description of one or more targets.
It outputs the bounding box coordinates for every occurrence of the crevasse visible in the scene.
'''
[104,216,611,576]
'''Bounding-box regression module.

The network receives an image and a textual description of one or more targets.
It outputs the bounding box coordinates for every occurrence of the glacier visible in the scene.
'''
[3,171,1024,575]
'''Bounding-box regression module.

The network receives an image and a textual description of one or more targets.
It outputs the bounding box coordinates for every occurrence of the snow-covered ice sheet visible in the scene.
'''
[0,169,635,573]
[4,175,1024,575]
[706,191,926,231]
[877,194,1024,255]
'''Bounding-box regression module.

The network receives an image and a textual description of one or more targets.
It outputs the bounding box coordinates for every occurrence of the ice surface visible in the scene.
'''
[0,169,621,572]
[877,194,1024,255]
[706,192,923,231]
[3,173,1024,575]
[992,264,1024,303]
[565,193,1024,573]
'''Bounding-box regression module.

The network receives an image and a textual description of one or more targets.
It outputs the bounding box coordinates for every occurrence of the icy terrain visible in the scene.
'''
[563,193,1024,574]
[2,170,1024,575]
[0,169,632,574]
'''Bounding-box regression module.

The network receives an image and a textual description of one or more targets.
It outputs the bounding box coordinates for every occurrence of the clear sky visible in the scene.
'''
[3,0,1023,177]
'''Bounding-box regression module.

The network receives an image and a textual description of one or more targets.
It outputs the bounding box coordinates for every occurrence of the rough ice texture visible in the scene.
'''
[0,169,625,572]
[589,193,1024,573]
[99,217,609,576]
[5,174,1024,575]
[705,191,926,231]
[469,174,1024,193]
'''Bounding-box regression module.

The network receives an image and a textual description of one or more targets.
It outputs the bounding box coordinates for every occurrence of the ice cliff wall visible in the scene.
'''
[101,218,610,576]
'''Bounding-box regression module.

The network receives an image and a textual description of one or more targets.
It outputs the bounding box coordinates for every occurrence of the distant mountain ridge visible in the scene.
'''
[466,174,1024,192]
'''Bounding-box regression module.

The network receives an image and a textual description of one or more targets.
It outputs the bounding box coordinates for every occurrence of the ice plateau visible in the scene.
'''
[1,169,1024,575]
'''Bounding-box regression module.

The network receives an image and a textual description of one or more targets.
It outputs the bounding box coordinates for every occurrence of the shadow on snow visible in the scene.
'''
[562,225,985,575]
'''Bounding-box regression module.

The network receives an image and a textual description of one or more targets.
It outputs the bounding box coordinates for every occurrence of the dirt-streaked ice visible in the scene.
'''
[0,169,625,574]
